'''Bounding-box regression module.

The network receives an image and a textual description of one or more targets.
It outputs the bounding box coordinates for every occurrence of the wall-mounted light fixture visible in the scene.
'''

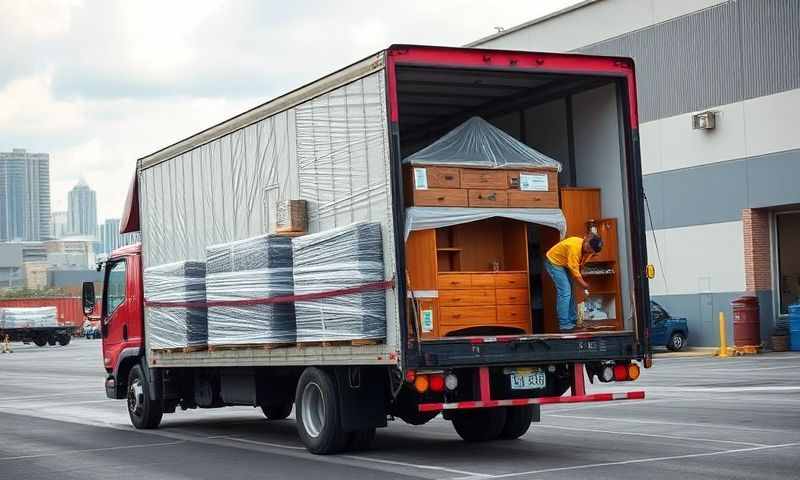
[692,111,716,130]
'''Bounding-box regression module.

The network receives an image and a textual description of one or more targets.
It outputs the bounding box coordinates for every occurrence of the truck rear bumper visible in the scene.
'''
[419,390,645,412]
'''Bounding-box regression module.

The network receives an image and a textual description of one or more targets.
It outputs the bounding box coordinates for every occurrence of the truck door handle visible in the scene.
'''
[122,325,128,341]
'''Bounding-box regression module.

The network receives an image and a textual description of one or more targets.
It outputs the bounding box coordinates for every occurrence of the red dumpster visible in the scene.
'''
[732,295,760,347]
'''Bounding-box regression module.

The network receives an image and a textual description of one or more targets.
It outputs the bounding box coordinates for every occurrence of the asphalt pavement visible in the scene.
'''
[1,339,799,479]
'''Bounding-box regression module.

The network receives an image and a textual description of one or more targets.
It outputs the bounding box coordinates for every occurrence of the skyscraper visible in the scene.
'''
[98,217,141,254]
[51,211,68,239]
[67,179,97,236]
[0,148,51,241]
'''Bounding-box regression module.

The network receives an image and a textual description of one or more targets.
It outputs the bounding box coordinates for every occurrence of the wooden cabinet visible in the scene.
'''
[406,217,533,339]
[405,165,559,209]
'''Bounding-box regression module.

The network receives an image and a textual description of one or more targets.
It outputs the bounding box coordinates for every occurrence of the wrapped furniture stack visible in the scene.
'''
[205,234,295,346]
[292,222,386,343]
[144,261,207,350]
[0,307,58,329]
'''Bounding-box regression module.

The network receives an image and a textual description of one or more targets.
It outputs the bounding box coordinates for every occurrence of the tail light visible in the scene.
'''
[429,374,445,393]
[613,364,628,381]
[413,374,429,393]
[404,369,416,383]
[627,363,640,381]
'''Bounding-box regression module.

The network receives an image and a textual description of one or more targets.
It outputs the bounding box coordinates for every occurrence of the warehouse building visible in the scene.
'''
[469,0,800,346]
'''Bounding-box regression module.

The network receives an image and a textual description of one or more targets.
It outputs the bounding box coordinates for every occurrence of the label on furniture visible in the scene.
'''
[519,173,548,191]
[414,167,428,190]
[421,309,433,332]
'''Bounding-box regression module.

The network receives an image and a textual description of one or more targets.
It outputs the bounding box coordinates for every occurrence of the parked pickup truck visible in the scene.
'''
[650,301,688,351]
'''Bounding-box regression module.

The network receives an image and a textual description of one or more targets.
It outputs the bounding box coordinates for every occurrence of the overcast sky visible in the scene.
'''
[1,0,579,223]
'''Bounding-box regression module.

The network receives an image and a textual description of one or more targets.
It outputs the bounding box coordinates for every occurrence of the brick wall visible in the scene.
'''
[743,208,771,292]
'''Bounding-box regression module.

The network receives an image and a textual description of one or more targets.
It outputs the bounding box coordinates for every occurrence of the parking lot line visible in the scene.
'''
[0,440,185,462]
[452,442,800,480]
[537,423,767,447]
[549,414,796,434]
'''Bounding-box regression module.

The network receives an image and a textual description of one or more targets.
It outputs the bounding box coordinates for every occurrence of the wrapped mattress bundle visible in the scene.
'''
[143,261,207,349]
[0,307,58,329]
[292,222,386,342]
[205,234,294,346]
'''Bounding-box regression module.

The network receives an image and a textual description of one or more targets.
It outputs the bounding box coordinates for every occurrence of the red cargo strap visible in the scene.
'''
[145,279,395,308]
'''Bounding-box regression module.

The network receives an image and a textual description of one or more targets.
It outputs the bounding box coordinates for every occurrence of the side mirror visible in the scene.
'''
[82,282,96,316]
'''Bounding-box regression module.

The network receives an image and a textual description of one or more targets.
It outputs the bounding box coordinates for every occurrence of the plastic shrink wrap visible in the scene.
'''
[0,307,58,329]
[403,116,562,171]
[206,234,294,345]
[144,261,207,349]
[293,222,385,342]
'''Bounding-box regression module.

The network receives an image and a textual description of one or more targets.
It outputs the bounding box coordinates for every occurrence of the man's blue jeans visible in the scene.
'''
[544,259,577,331]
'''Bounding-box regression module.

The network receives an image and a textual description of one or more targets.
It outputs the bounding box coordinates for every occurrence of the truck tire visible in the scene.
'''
[667,333,686,352]
[58,335,71,346]
[347,428,376,451]
[500,406,533,439]
[451,407,507,442]
[295,367,348,454]
[47,336,56,346]
[127,364,163,429]
[33,336,47,347]
[261,402,293,420]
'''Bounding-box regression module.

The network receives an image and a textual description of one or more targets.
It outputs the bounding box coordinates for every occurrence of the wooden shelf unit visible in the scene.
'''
[406,218,533,338]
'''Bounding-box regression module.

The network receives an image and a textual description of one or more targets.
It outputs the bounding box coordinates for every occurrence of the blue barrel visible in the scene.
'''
[789,304,800,352]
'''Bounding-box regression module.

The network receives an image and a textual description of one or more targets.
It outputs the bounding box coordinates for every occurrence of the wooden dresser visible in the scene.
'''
[404,165,559,209]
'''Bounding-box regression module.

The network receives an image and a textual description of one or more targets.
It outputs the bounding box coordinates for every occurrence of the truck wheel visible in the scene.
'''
[295,367,348,454]
[261,402,293,420]
[500,406,533,439]
[667,333,686,352]
[33,336,47,347]
[47,336,56,346]
[347,428,376,451]
[127,365,163,429]
[58,335,71,346]
[451,408,507,442]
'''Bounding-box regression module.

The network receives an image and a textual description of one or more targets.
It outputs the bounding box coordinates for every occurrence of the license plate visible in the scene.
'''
[508,368,546,390]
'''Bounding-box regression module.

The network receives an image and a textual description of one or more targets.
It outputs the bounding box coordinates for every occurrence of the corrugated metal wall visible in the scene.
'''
[579,0,800,122]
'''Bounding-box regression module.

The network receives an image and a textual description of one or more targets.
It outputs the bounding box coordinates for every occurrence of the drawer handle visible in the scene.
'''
[437,196,446,201]
[453,314,461,319]
[478,193,497,201]
[444,175,454,180]
[509,296,517,300]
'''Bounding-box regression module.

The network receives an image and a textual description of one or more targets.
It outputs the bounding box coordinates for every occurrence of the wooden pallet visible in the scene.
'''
[296,338,383,348]
[207,342,296,352]
[157,345,208,354]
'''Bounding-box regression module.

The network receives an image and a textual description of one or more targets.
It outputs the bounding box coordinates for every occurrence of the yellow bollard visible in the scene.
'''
[718,312,729,357]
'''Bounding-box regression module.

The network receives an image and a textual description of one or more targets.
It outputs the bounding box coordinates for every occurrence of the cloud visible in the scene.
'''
[0,0,581,223]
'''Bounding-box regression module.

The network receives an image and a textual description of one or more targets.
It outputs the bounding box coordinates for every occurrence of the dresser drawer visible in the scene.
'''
[412,188,468,207]
[507,170,558,192]
[438,274,472,289]
[497,305,531,327]
[507,191,559,208]
[423,167,461,189]
[440,306,496,325]
[471,274,496,288]
[496,288,529,305]
[468,189,508,208]
[439,289,496,306]
[495,273,528,288]
[461,169,508,189]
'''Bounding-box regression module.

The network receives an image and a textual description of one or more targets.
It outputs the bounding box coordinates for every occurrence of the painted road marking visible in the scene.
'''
[452,442,800,480]
[550,414,800,434]
[0,440,185,461]
[537,423,768,447]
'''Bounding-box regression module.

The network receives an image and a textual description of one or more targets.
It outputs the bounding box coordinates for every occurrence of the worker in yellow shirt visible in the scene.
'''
[544,234,603,332]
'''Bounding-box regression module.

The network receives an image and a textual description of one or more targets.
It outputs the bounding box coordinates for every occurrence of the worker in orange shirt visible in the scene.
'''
[544,234,603,332]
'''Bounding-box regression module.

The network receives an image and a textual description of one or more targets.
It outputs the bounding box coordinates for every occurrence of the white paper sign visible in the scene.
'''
[520,173,548,192]
[421,309,433,332]
[414,167,428,190]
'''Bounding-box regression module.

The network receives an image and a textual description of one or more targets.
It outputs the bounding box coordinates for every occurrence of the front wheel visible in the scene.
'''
[451,407,507,442]
[261,402,293,420]
[295,367,349,454]
[127,364,163,429]
[667,333,686,352]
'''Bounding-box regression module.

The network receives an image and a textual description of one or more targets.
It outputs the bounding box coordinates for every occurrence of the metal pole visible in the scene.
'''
[718,312,729,357]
